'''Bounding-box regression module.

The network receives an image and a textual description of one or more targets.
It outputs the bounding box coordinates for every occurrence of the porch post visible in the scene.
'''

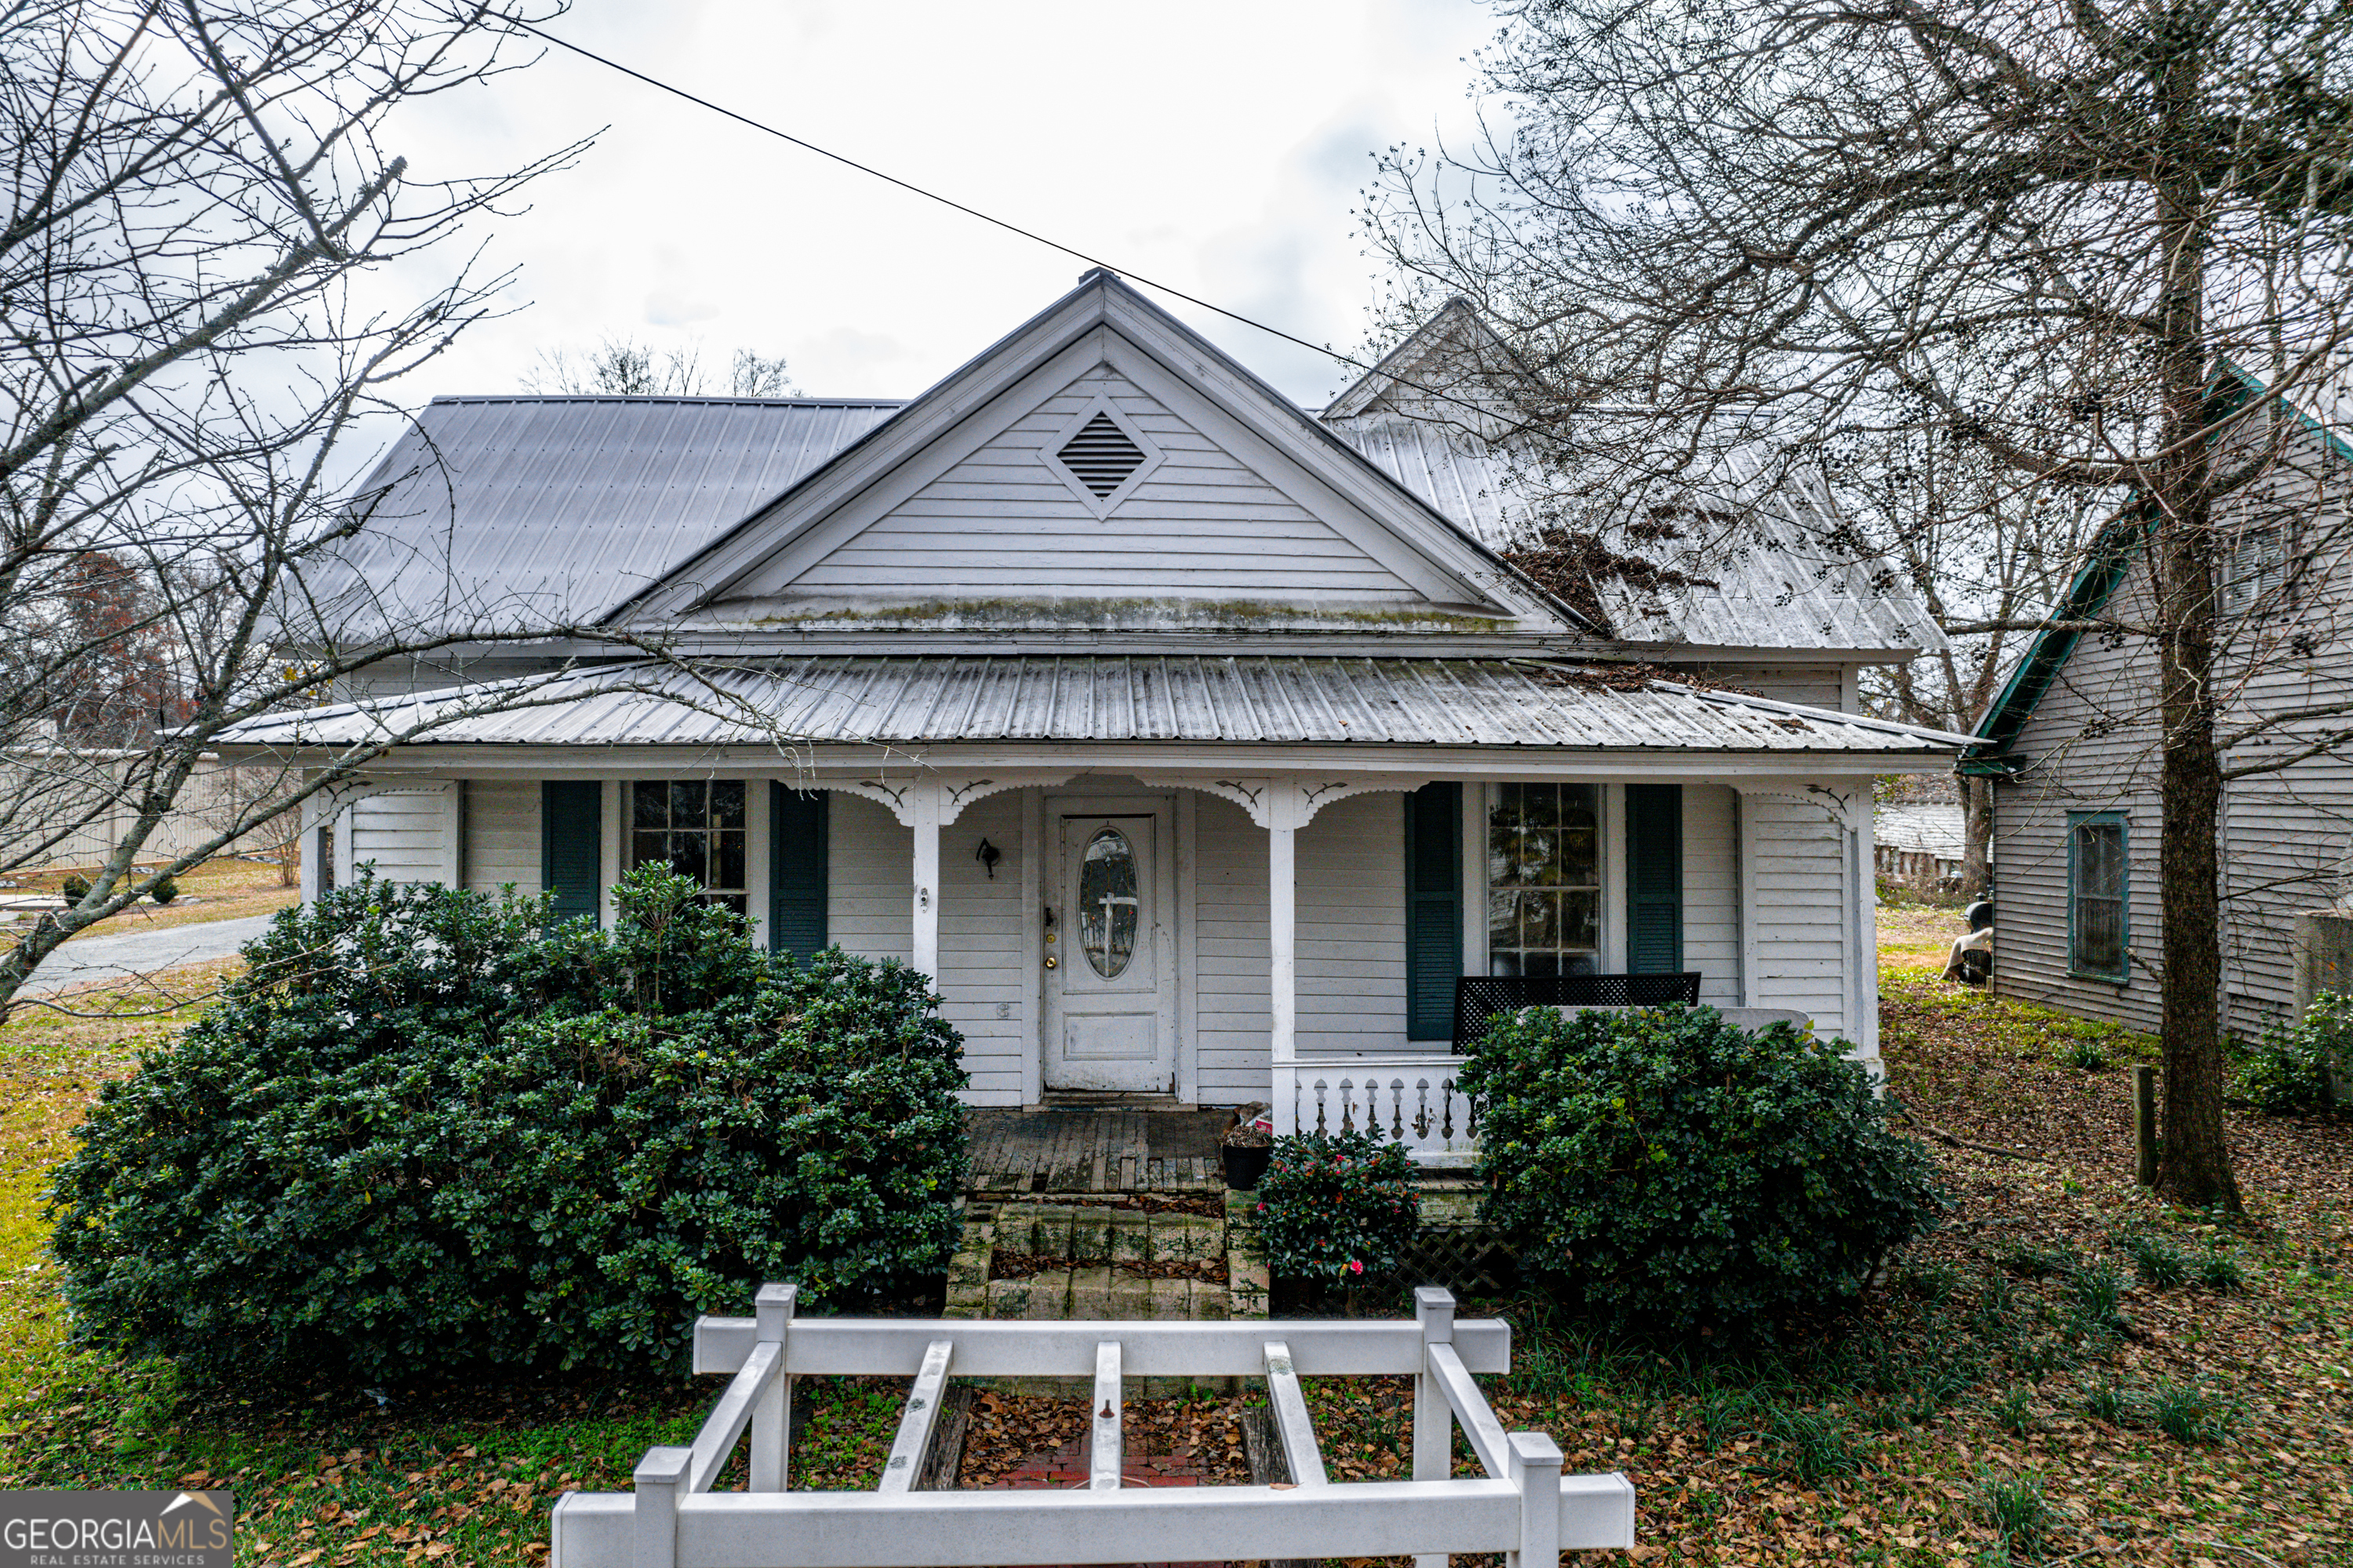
[910,780,943,983]
[1268,780,1301,1076]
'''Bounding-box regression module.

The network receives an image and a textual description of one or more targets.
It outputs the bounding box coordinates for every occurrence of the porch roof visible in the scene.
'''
[217,656,1970,756]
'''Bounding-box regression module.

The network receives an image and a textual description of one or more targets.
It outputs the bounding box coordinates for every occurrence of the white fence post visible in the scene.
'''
[750,1282,796,1492]
[1413,1285,1457,1568]
[634,1446,689,1568]
[1507,1432,1562,1568]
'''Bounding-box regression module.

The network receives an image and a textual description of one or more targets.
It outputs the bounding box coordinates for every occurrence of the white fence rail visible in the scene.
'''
[550,1285,1635,1568]
[1275,1058,1478,1162]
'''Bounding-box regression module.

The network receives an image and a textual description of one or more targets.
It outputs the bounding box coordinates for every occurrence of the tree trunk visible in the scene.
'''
[1959,774,1992,902]
[2149,78,2242,1212]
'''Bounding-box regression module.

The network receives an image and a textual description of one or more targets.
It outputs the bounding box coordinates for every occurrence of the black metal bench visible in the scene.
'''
[1452,972,1703,1051]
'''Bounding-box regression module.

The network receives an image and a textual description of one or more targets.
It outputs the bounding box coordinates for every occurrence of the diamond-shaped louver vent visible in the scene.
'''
[1056,412,1147,497]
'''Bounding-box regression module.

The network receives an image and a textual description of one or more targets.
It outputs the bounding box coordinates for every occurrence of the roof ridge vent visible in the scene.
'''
[1056,412,1147,497]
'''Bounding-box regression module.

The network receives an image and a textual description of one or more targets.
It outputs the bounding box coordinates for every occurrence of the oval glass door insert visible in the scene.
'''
[1078,825,1140,978]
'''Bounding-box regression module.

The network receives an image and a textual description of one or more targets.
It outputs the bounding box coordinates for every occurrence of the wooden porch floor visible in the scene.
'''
[963,1107,1231,1194]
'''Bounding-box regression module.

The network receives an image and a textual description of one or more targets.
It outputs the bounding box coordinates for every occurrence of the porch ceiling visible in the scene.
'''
[215,656,1969,757]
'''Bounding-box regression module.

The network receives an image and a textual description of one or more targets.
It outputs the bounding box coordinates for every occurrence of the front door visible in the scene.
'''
[1044,806,1176,1093]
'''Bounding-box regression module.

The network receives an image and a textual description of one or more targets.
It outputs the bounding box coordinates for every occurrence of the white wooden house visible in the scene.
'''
[218,272,1963,1151]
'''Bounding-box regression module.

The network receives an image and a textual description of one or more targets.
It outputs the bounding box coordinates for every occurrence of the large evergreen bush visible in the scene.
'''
[1461,1006,1943,1342]
[48,867,966,1384]
[2234,991,2353,1113]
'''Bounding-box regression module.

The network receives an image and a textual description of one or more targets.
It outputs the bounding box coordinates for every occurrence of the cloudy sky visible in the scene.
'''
[374,0,1500,413]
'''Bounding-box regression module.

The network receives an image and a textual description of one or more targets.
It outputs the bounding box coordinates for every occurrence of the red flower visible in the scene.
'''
[1347,1260,1365,1275]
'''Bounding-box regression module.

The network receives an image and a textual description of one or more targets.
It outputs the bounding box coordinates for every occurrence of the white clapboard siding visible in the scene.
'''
[348,783,456,886]
[1687,663,1852,711]
[1193,794,1274,1102]
[1743,791,1852,1040]
[464,777,539,895]
[774,367,1425,603]
[938,791,1026,1105]
[829,793,915,965]
[1684,783,1741,1008]
[1297,791,1409,1057]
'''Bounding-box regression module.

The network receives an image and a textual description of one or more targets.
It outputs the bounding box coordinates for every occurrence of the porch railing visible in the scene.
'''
[1275,1059,1479,1162]
[547,1283,1635,1568]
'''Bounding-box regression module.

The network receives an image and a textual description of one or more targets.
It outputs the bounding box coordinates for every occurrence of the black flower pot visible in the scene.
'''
[1222,1142,1271,1191]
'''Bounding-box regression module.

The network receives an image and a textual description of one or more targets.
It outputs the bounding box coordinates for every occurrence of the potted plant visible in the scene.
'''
[1220,1104,1274,1190]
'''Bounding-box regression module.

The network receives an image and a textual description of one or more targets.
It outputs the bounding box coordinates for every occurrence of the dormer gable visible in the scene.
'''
[616,273,1579,638]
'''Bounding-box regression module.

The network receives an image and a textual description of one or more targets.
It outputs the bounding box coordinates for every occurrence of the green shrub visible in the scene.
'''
[48,866,968,1386]
[2235,991,2353,1113]
[148,874,179,905]
[2068,1263,2127,1337]
[1762,1403,1864,1483]
[1253,1128,1419,1287]
[1461,1005,1945,1341]
[1975,1470,2053,1559]
[2150,1379,2238,1446]
[60,872,90,901]
[2119,1231,2190,1286]
[2198,1249,2247,1292]
[2068,1039,2108,1071]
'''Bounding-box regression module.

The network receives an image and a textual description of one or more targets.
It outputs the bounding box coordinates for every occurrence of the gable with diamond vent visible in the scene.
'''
[618,275,1569,632]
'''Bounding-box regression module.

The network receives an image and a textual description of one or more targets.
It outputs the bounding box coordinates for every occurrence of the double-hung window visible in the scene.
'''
[2068,812,2128,980]
[630,780,747,915]
[1487,782,1601,976]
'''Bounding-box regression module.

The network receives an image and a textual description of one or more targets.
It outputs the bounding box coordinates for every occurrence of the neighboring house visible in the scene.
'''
[1960,362,2353,1036]
[1874,802,1966,893]
[216,272,1962,1151]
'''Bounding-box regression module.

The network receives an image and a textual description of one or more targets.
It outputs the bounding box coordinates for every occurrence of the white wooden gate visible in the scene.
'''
[550,1284,1635,1567]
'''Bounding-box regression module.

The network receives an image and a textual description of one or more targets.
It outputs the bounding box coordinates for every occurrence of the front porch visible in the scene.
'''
[963,1105,1231,1195]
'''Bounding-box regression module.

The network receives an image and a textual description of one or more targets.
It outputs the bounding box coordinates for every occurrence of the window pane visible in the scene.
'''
[1523,950,1559,978]
[631,831,665,868]
[1522,890,1558,951]
[711,780,746,829]
[1523,784,1558,886]
[633,783,666,830]
[1079,825,1140,978]
[1561,890,1598,951]
[1489,948,1522,977]
[1489,890,1518,956]
[1490,783,1522,886]
[670,780,707,828]
[715,830,746,890]
[1560,784,1599,885]
[667,831,707,883]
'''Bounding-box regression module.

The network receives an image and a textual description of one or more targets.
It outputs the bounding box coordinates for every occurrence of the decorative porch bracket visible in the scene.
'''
[549,1284,1635,1568]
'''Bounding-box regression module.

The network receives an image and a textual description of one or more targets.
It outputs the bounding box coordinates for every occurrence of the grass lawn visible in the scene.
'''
[3,915,2348,1566]
[2,856,301,948]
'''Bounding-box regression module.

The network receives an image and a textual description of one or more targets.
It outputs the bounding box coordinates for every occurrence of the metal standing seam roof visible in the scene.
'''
[1324,415,1947,653]
[214,657,1969,754]
[302,396,905,638]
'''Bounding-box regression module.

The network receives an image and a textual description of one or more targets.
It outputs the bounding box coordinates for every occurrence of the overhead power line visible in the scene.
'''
[487,11,1538,430]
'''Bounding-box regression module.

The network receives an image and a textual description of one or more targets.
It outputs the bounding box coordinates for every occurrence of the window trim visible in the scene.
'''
[2066,809,2130,983]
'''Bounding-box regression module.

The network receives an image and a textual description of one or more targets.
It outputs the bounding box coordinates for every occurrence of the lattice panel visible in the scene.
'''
[1453,972,1702,1049]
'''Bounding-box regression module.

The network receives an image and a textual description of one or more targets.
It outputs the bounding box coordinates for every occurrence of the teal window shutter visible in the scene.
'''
[769,784,828,956]
[1404,782,1463,1041]
[1625,784,1683,973]
[540,780,602,926]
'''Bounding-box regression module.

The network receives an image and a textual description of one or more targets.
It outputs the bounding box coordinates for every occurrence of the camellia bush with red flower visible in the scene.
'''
[1253,1128,1420,1286]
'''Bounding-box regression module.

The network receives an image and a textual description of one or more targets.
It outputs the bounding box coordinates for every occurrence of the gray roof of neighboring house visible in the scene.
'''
[213,656,1970,755]
[1325,416,1947,655]
[1875,802,1966,858]
[304,395,904,637]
